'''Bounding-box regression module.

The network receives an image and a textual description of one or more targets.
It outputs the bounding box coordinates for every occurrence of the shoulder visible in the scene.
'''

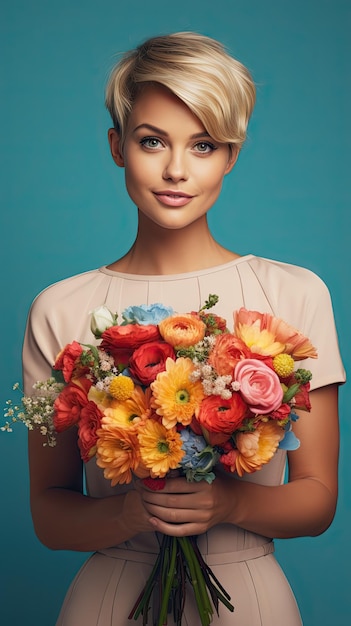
[248,255,332,307]
[29,268,104,315]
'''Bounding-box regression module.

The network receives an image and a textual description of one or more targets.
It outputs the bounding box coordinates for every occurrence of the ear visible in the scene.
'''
[224,146,239,175]
[108,128,125,167]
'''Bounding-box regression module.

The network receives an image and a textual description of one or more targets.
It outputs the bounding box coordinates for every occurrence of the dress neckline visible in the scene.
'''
[99,254,255,281]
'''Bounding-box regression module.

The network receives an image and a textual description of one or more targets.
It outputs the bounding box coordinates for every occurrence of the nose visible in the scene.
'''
[162,149,188,182]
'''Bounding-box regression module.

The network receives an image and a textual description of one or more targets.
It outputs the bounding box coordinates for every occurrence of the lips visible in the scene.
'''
[153,190,194,207]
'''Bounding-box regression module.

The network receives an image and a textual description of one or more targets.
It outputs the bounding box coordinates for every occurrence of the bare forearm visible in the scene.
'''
[227,478,337,539]
[30,488,149,551]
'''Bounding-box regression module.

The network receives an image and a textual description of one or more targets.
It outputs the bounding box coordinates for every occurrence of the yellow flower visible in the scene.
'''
[234,421,284,477]
[102,386,152,431]
[158,314,206,348]
[109,375,135,400]
[138,419,184,477]
[273,353,295,378]
[96,424,140,485]
[236,322,285,357]
[151,357,204,429]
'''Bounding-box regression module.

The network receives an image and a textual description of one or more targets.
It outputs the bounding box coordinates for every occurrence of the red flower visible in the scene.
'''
[100,324,161,366]
[129,341,176,385]
[53,341,83,383]
[271,403,291,420]
[293,382,311,411]
[78,401,103,462]
[196,394,247,445]
[53,378,92,432]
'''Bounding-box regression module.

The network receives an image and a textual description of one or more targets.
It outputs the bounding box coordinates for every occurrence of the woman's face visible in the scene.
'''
[109,84,237,231]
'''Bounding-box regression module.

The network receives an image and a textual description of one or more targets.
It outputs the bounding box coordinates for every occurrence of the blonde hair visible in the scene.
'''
[105,32,256,150]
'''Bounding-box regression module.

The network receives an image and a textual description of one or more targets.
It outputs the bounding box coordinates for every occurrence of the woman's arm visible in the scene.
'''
[28,427,155,552]
[140,384,339,539]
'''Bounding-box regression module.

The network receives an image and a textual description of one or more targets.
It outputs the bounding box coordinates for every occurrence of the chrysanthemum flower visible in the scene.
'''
[138,419,184,477]
[234,308,317,360]
[101,386,152,431]
[151,357,204,429]
[96,424,141,485]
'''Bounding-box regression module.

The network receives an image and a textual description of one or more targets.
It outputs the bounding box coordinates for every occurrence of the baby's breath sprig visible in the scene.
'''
[176,335,216,363]
[2,378,63,446]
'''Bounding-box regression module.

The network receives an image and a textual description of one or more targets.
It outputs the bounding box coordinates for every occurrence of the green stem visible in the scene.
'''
[158,536,177,626]
[178,537,211,626]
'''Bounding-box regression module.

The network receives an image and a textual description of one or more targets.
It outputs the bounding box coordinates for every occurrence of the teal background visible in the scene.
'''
[0,1,350,624]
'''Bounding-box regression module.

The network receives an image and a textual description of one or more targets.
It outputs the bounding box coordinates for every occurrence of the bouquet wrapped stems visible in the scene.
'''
[128,534,234,626]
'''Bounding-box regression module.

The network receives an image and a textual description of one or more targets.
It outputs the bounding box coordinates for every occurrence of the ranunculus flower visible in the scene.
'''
[208,333,251,376]
[53,341,83,383]
[129,341,176,385]
[235,421,284,475]
[195,393,247,445]
[122,303,174,325]
[77,400,103,462]
[90,305,118,338]
[158,314,206,348]
[234,358,283,414]
[100,323,161,365]
[234,308,317,360]
[53,378,92,432]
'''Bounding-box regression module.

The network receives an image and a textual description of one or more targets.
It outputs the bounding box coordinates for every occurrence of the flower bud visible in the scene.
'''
[90,306,117,338]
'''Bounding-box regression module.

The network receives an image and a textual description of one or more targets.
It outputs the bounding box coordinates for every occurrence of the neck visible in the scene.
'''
[109,214,240,275]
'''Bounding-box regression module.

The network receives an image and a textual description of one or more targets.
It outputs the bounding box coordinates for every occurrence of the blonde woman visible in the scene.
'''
[25,33,345,625]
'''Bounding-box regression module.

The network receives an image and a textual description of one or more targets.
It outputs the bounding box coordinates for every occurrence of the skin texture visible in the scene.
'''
[29,85,340,552]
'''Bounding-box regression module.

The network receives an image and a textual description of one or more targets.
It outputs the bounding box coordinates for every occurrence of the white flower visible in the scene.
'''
[90,305,117,338]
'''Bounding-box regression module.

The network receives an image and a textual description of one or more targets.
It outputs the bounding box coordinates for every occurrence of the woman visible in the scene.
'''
[24,32,345,625]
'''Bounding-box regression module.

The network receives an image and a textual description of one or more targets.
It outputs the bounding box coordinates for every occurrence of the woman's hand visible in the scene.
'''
[138,473,235,537]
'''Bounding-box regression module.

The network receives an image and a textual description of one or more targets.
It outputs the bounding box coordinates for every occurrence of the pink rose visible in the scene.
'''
[129,341,176,385]
[234,358,283,415]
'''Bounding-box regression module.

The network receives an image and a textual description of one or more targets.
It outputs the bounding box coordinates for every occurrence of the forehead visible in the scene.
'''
[127,83,206,133]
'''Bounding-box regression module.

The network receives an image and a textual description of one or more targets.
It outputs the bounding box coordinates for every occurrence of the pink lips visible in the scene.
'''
[154,190,193,207]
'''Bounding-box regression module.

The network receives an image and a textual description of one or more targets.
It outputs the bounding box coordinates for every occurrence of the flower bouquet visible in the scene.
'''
[3,295,317,626]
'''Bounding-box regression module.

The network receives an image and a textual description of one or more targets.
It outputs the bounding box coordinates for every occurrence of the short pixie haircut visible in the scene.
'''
[105,32,256,150]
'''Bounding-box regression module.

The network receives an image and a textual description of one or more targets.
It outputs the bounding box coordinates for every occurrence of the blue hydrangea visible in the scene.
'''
[121,303,174,326]
[179,429,220,483]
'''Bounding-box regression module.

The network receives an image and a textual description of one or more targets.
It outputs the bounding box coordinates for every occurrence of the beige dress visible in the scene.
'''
[22,255,346,626]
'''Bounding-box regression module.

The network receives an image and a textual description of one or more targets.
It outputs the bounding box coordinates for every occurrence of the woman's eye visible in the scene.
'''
[140,137,162,149]
[193,141,217,154]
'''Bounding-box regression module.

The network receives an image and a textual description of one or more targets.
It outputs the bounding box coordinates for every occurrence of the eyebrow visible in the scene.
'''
[132,123,211,139]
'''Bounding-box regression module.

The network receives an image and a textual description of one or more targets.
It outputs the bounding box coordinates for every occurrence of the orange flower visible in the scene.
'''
[234,308,317,360]
[221,421,284,477]
[96,422,141,485]
[208,333,251,376]
[151,357,204,429]
[158,314,206,348]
